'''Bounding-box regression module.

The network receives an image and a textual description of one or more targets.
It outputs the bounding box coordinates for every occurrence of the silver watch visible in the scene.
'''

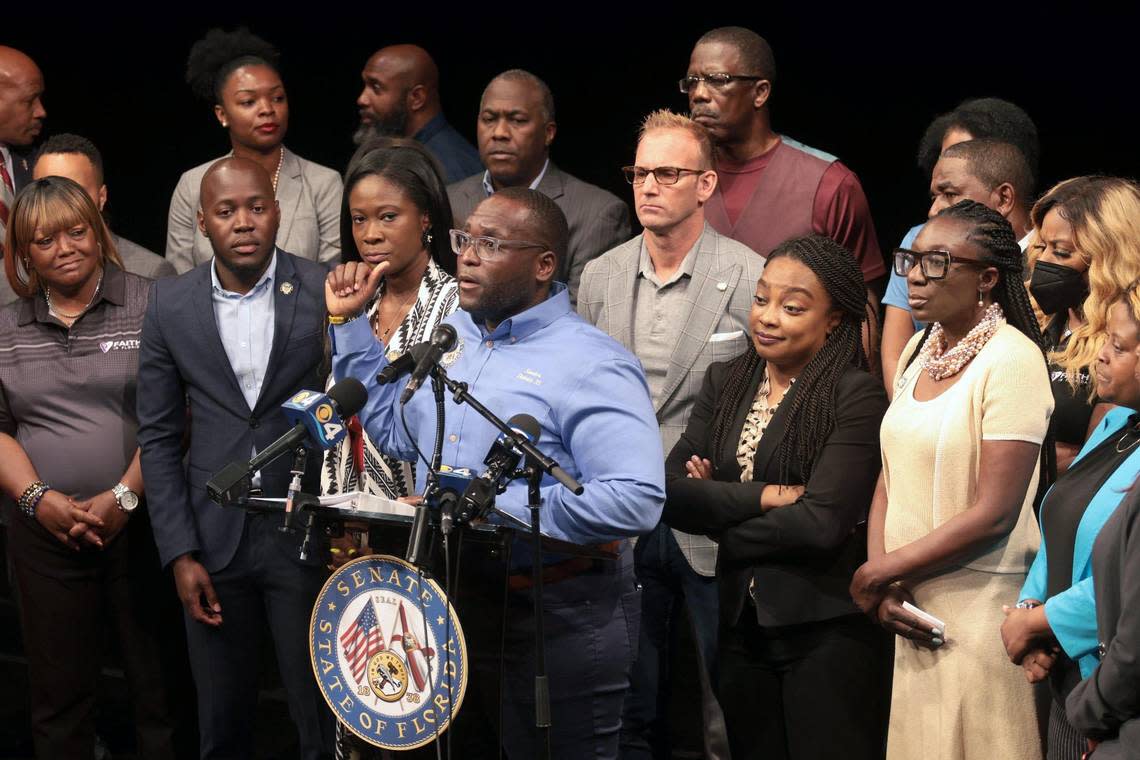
[112,483,140,513]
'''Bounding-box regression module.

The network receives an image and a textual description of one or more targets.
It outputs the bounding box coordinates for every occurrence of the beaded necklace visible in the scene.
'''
[918,302,1005,381]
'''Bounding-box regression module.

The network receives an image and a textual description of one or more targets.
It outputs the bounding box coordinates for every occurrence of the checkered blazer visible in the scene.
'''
[578,224,765,575]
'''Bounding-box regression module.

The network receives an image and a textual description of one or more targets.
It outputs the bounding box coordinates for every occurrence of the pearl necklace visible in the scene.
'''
[271,147,283,193]
[45,268,104,320]
[918,303,1005,381]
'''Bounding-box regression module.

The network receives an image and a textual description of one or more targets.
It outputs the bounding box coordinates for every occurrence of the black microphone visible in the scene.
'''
[206,377,369,504]
[455,413,541,524]
[377,342,431,385]
[400,324,457,404]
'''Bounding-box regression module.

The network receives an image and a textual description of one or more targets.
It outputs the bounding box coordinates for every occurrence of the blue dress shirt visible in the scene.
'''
[210,251,277,410]
[414,114,483,183]
[331,283,665,545]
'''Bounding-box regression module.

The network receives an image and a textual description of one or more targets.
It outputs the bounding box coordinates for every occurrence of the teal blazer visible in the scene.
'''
[1020,407,1140,678]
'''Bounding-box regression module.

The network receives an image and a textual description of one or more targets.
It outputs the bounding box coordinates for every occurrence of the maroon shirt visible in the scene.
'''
[710,139,885,283]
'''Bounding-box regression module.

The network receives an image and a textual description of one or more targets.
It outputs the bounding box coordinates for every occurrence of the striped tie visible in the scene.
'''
[0,158,14,244]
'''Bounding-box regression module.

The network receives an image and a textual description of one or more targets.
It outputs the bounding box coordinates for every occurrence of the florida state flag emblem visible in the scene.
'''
[310,555,468,750]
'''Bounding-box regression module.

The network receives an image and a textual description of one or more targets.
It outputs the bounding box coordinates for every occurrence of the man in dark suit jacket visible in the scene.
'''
[0,46,45,305]
[446,69,629,305]
[137,157,332,759]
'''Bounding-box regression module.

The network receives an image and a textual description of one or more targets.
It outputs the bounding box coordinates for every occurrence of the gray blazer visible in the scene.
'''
[447,162,629,306]
[165,146,342,274]
[578,224,764,575]
[1067,486,1140,758]
[113,234,176,280]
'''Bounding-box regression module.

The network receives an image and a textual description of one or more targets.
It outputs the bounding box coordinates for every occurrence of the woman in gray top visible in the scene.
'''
[166,28,342,272]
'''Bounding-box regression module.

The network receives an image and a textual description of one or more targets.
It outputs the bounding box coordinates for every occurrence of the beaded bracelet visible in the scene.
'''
[17,480,49,519]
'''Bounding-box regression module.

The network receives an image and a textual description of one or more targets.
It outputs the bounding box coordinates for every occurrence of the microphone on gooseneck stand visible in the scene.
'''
[455,414,542,525]
[377,342,432,385]
[400,324,457,404]
[205,377,369,506]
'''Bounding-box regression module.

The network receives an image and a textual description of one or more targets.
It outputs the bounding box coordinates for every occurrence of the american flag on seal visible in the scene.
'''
[340,599,385,683]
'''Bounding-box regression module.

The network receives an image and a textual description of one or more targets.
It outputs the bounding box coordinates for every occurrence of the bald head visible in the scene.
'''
[355,44,441,144]
[0,46,45,147]
[198,157,280,288]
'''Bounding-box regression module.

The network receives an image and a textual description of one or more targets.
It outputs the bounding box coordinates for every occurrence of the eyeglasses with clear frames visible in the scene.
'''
[622,166,705,186]
[449,229,548,261]
[893,248,991,280]
[678,73,764,93]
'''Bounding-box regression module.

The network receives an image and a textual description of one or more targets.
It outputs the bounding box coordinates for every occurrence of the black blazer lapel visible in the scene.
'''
[718,357,798,483]
[192,264,246,405]
[256,252,299,413]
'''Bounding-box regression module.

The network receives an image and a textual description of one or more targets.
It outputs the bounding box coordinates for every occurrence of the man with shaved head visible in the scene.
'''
[138,157,333,758]
[0,46,46,305]
[448,69,630,306]
[355,43,482,181]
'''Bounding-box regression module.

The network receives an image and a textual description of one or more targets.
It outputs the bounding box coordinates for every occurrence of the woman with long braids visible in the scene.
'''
[851,199,1054,759]
[166,27,342,272]
[663,235,892,759]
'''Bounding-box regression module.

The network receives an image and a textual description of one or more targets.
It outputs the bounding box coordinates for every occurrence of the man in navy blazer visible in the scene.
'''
[138,157,332,759]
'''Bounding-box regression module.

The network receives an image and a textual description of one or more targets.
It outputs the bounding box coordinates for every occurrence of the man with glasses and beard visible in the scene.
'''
[354,44,482,182]
[327,187,664,759]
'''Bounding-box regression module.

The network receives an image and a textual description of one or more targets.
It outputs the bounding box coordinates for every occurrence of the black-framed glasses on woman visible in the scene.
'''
[893,248,992,280]
[677,73,764,93]
[449,229,548,262]
[622,166,705,186]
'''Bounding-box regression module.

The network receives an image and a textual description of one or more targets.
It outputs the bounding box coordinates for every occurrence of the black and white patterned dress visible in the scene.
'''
[322,258,458,500]
[322,259,457,760]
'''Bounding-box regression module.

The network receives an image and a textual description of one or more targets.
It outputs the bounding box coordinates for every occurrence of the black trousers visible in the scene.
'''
[9,506,181,759]
[719,610,893,760]
[184,513,333,760]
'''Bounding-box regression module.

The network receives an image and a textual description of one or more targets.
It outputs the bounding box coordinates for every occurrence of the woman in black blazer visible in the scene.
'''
[664,235,892,760]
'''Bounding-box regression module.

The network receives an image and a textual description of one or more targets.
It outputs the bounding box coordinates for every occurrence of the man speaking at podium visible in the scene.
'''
[326,187,665,758]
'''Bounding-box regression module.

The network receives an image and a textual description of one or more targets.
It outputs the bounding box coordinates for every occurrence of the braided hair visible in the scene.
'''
[186,28,280,104]
[933,199,1056,493]
[709,235,867,482]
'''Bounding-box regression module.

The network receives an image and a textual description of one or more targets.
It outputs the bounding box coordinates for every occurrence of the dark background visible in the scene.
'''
[7,7,1140,268]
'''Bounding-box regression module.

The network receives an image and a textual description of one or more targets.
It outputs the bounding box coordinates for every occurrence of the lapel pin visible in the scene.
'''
[280,281,294,295]
[716,281,728,291]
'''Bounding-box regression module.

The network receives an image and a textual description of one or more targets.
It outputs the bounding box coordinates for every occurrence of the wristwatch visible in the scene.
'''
[112,483,140,514]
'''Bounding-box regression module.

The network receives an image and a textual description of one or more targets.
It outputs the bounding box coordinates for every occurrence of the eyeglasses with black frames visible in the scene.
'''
[893,248,992,280]
[622,166,705,186]
[449,229,548,261]
[678,73,764,93]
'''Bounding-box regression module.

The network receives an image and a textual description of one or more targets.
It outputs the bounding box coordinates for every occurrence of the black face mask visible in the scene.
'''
[1029,260,1088,315]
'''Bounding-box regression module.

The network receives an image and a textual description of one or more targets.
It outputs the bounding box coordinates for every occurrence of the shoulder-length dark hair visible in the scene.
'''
[4,176,122,299]
[340,137,456,276]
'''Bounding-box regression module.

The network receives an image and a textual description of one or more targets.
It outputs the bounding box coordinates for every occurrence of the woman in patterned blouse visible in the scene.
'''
[662,235,891,759]
[321,139,459,542]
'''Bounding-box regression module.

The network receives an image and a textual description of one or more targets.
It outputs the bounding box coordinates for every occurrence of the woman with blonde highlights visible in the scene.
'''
[1026,176,1140,472]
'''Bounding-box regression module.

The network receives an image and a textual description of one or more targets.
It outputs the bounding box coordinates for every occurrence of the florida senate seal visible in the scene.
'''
[310,555,468,750]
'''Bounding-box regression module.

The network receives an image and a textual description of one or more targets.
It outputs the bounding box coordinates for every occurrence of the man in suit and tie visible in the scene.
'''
[447,69,629,305]
[0,46,46,306]
[577,109,763,760]
[137,157,333,759]
[33,133,177,280]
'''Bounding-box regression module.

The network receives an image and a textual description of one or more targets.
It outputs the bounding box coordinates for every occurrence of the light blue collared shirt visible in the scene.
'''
[330,282,665,546]
[481,158,550,197]
[211,251,278,411]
